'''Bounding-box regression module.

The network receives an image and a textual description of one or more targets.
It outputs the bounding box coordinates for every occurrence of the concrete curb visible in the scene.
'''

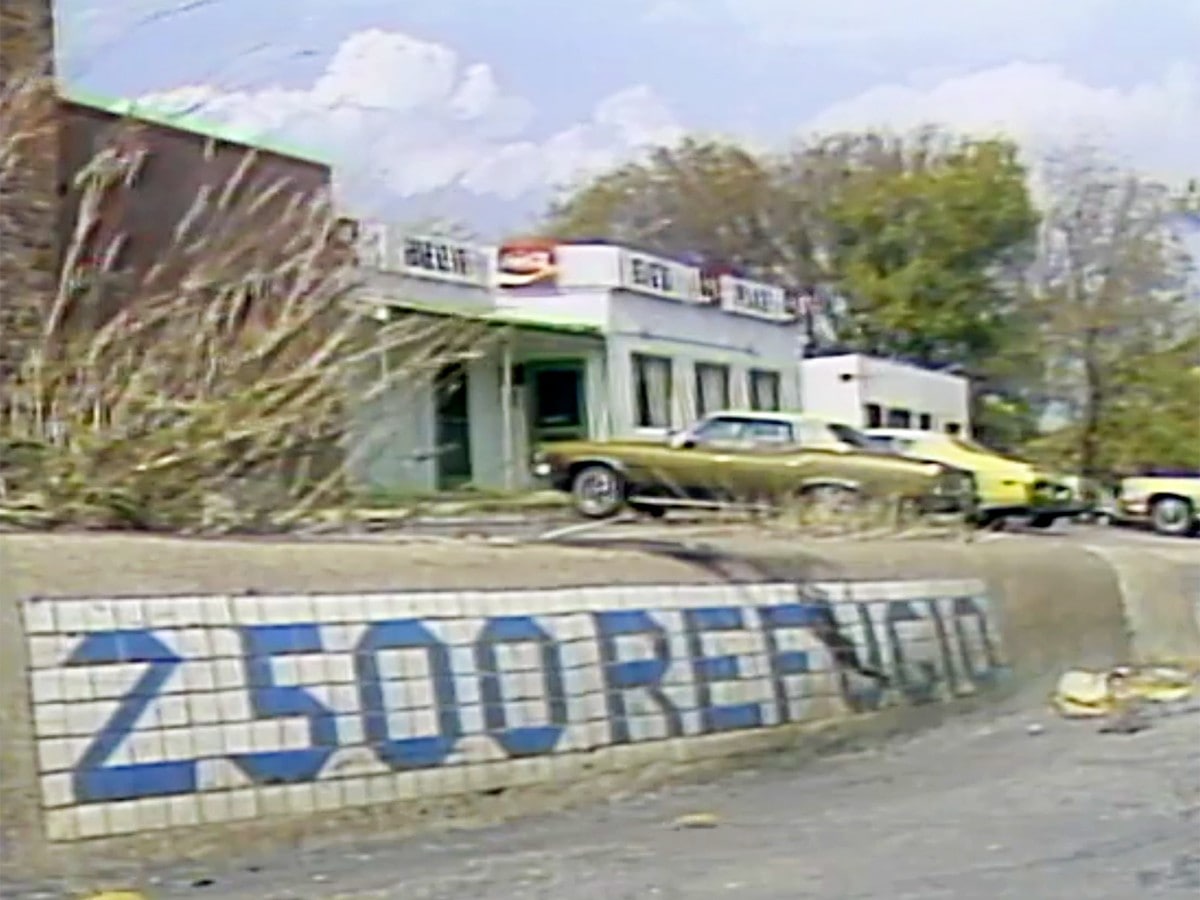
[1,532,1188,881]
[1080,544,1200,668]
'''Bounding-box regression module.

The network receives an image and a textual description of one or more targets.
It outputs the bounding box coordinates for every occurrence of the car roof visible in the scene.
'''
[865,427,943,438]
[705,410,842,426]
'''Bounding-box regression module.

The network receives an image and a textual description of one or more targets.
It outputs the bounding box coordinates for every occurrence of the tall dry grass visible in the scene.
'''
[0,71,497,532]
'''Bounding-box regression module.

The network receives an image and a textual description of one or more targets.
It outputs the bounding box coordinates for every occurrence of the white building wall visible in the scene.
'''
[800,353,970,431]
[347,357,438,494]
[607,290,801,435]
[797,355,865,424]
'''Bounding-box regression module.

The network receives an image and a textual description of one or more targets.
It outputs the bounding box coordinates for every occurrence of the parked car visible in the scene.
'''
[1114,474,1200,536]
[531,411,976,519]
[864,428,1085,529]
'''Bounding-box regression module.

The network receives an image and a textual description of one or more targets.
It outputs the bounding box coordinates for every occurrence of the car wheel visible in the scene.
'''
[796,484,863,517]
[571,464,626,519]
[1149,495,1197,537]
[1027,513,1057,529]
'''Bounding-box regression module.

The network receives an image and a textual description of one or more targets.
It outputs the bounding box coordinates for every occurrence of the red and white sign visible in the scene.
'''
[496,237,559,288]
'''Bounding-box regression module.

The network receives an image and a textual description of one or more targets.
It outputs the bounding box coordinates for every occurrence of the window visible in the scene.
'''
[886,407,912,428]
[691,415,793,447]
[694,362,730,417]
[749,369,782,411]
[632,353,673,428]
[918,413,933,431]
[827,422,874,449]
[945,421,963,436]
[743,419,792,445]
[691,416,747,443]
[864,403,883,428]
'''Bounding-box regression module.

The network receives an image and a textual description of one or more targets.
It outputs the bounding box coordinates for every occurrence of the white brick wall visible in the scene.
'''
[22,578,1003,841]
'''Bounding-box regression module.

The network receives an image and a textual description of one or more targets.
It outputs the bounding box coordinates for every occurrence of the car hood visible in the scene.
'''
[536,438,668,455]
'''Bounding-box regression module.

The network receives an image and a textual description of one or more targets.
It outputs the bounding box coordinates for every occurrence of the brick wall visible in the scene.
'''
[0,0,58,381]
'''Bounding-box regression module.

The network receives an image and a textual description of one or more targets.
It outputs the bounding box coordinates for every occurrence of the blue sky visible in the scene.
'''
[56,0,1200,235]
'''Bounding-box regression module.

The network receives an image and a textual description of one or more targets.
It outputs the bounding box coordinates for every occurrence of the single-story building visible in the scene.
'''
[344,227,610,494]
[494,238,805,437]
[346,233,810,494]
[799,352,971,434]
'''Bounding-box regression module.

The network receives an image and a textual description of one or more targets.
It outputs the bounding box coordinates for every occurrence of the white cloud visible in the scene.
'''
[649,0,1123,52]
[802,62,1200,184]
[136,29,683,209]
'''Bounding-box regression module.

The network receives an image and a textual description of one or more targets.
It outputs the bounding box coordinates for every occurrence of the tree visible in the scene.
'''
[1022,147,1199,476]
[546,130,1039,376]
[818,131,1039,372]
[546,138,791,275]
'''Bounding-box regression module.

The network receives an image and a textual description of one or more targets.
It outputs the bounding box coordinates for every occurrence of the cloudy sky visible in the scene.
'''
[55,0,1200,235]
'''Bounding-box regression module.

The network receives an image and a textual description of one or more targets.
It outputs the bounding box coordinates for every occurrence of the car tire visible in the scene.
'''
[796,483,863,517]
[1149,495,1197,537]
[570,464,626,519]
[1027,513,1057,529]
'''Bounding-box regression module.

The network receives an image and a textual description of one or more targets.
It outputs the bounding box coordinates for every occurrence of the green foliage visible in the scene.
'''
[1023,152,1198,476]
[547,130,1040,375]
[547,138,790,275]
[824,134,1039,370]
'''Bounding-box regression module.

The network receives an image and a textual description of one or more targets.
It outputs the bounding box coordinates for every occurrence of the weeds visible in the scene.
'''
[0,69,497,532]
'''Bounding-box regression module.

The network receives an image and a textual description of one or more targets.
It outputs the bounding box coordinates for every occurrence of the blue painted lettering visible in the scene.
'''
[233,624,338,784]
[683,607,763,733]
[593,610,682,743]
[356,619,462,769]
[757,603,823,722]
[475,616,567,757]
[68,630,196,803]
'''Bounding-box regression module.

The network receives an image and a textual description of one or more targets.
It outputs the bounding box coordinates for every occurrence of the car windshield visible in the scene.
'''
[949,435,995,454]
[827,423,874,449]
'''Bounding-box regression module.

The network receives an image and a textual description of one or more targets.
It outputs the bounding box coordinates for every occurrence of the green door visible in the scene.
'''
[528,361,588,444]
[435,363,473,490]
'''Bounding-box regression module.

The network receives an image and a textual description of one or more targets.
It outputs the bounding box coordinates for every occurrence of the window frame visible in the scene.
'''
[632,352,674,429]
[693,361,731,418]
[749,368,782,412]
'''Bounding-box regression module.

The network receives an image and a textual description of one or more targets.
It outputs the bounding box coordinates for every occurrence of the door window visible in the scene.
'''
[690,416,746,444]
[742,419,793,445]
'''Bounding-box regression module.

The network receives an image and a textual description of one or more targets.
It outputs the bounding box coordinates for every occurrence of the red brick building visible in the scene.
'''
[55,88,336,328]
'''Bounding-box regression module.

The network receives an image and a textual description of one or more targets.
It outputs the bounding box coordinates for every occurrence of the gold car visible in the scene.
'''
[531,411,975,519]
[865,428,1085,528]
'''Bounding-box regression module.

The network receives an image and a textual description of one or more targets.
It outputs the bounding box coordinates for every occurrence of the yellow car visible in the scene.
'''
[1115,474,1200,536]
[865,428,1085,528]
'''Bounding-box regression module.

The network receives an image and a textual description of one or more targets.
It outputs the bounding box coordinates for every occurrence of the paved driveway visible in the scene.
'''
[11,703,1196,900]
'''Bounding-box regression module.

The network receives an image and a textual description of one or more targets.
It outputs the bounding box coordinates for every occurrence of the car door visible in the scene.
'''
[727,418,809,498]
[674,415,755,500]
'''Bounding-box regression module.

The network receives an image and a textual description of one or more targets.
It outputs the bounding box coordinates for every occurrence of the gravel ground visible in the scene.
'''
[10,701,1197,900]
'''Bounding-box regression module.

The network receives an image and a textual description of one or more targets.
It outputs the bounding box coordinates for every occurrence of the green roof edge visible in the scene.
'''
[60,83,329,167]
[366,296,603,338]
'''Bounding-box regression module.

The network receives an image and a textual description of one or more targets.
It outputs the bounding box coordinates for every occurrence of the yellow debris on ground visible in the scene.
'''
[672,812,721,829]
[1052,665,1197,718]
